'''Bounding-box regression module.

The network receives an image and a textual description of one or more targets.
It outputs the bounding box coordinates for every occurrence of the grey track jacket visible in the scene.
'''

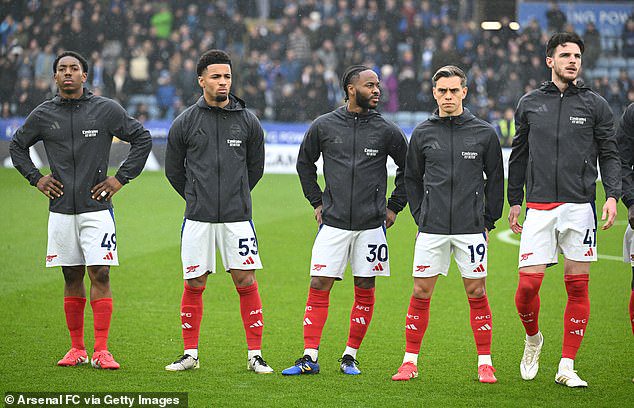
[296,106,408,231]
[165,95,265,223]
[405,108,504,234]
[10,89,152,214]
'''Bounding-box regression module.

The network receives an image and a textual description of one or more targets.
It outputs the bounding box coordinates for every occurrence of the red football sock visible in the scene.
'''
[64,296,86,350]
[405,296,430,354]
[236,281,264,350]
[630,290,634,335]
[469,295,492,355]
[515,272,544,336]
[303,287,330,350]
[91,298,112,352]
[562,274,590,359]
[346,286,375,349]
[181,283,205,350]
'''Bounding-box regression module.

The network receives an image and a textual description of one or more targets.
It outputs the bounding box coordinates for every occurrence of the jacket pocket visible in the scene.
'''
[421,189,430,226]
[241,176,249,214]
[473,190,482,227]
[580,159,588,197]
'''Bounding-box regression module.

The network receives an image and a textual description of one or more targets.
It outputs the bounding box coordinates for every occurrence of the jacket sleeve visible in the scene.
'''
[296,121,323,208]
[618,104,634,208]
[483,128,504,231]
[9,110,44,186]
[110,101,152,185]
[165,117,187,199]
[404,129,425,223]
[246,113,265,190]
[507,97,529,206]
[386,126,409,213]
[594,96,622,201]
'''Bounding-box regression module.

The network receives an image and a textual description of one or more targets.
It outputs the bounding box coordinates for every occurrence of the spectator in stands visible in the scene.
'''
[496,107,516,147]
[623,18,634,59]
[583,22,601,70]
[546,1,566,33]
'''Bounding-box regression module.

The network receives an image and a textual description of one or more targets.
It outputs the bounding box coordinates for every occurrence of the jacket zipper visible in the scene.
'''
[70,104,76,212]
[449,117,454,234]
[556,92,563,199]
[215,110,221,223]
[350,114,358,229]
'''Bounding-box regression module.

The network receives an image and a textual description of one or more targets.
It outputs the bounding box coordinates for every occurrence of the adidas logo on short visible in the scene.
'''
[303,318,312,326]
[250,320,263,328]
[372,263,384,272]
[406,324,418,331]
[473,264,485,273]
[584,248,594,257]
[103,252,114,261]
[243,256,255,265]
[477,324,492,331]
[352,317,367,325]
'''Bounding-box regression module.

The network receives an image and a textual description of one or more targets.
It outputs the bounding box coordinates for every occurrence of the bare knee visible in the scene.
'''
[186,273,208,288]
[310,276,335,291]
[353,276,375,289]
[231,270,256,287]
[88,266,110,287]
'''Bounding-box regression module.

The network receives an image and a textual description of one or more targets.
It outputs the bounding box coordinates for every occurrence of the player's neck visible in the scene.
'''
[346,102,368,115]
[59,88,83,100]
[552,76,576,93]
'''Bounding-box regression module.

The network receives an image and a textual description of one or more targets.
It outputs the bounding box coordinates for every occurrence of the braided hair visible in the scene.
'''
[341,65,371,101]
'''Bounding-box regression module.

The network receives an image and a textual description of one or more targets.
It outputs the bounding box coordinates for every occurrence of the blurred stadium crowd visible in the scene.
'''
[1,0,633,144]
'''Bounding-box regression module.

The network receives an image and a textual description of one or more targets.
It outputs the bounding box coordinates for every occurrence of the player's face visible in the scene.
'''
[198,64,232,106]
[433,76,467,117]
[350,70,380,111]
[547,42,582,83]
[53,56,87,98]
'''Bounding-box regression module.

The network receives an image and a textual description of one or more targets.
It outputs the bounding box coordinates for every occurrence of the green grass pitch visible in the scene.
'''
[0,168,631,407]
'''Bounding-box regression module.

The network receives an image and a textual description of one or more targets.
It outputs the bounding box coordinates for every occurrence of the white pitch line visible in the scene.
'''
[496,229,623,262]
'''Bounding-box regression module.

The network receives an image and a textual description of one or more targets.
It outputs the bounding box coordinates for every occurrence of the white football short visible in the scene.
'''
[624,224,634,266]
[518,203,597,268]
[181,219,262,279]
[412,232,488,279]
[309,224,390,279]
[46,209,118,267]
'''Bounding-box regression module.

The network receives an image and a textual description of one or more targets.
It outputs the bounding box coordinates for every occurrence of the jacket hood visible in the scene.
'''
[52,88,94,104]
[428,107,476,125]
[538,80,589,94]
[332,105,381,121]
[196,93,246,111]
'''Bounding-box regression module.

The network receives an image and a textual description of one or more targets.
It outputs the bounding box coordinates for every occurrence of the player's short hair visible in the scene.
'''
[197,49,232,76]
[546,32,584,57]
[432,65,467,87]
[341,64,371,101]
[53,51,89,74]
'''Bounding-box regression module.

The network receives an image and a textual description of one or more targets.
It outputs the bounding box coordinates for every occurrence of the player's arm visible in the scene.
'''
[593,98,620,229]
[617,104,634,227]
[386,127,409,227]
[165,117,188,199]
[507,99,529,232]
[9,110,63,199]
[93,102,153,201]
[246,114,265,190]
[404,129,425,223]
[296,122,323,208]
[483,128,504,231]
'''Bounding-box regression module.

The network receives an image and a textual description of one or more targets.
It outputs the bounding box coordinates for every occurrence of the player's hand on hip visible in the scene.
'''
[600,197,617,230]
[36,174,63,199]
[508,205,523,234]
[92,176,123,201]
[314,204,323,225]
[629,205,634,229]
[385,208,397,229]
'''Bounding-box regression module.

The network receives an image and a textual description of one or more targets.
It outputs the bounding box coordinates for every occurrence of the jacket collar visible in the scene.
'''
[196,93,246,111]
[334,105,380,121]
[539,80,588,95]
[52,88,93,104]
[428,107,475,125]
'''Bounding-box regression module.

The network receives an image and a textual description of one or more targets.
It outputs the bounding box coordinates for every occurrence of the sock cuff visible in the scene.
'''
[308,287,330,306]
[236,281,258,296]
[184,282,206,293]
[409,296,430,310]
[519,272,545,280]
[90,298,113,307]
[468,295,489,307]
[354,286,375,303]
[64,296,86,304]
[563,274,589,283]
